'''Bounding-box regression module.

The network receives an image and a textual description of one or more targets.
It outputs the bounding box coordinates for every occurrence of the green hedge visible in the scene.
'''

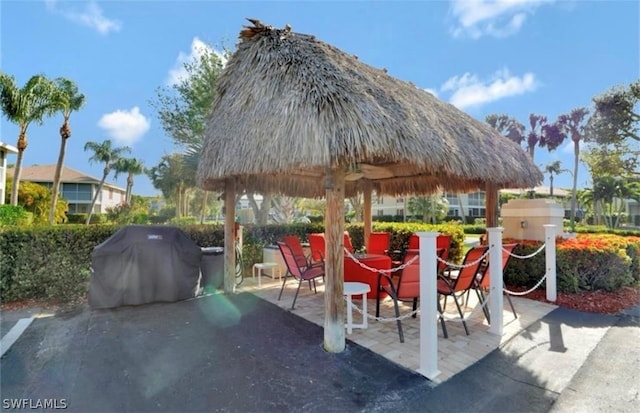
[2,223,637,304]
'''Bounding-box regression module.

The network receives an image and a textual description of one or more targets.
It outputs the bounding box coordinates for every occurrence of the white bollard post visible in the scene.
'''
[417,231,440,380]
[544,224,557,302]
[487,227,504,336]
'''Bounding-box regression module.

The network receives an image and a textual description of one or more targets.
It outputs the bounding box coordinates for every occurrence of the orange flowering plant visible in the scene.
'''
[504,234,640,293]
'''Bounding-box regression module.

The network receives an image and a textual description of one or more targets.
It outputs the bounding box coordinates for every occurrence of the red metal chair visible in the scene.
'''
[404,234,452,274]
[375,250,448,343]
[471,243,519,322]
[307,233,325,261]
[438,246,489,335]
[368,231,391,255]
[343,231,355,254]
[277,241,325,309]
[283,235,322,269]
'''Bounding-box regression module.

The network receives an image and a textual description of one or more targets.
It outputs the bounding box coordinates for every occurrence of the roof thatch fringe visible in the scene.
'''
[197,19,542,197]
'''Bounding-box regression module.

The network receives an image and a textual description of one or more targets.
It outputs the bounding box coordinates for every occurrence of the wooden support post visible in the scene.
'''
[363,180,372,252]
[485,182,499,229]
[324,167,346,353]
[224,178,236,294]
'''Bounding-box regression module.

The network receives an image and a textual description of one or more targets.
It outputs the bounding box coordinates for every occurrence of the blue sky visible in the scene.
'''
[1,0,638,197]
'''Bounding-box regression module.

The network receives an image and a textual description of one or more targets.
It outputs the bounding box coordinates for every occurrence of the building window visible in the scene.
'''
[376,195,384,205]
[61,183,92,201]
[396,209,404,216]
[377,210,384,216]
[109,188,113,200]
[468,192,485,206]
[396,198,404,203]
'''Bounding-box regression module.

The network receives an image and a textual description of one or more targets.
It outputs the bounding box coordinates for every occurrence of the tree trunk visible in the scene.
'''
[569,139,580,231]
[86,172,108,224]
[200,190,208,224]
[10,127,28,206]
[324,167,345,353]
[457,195,467,224]
[126,173,134,203]
[49,134,69,224]
[175,186,182,218]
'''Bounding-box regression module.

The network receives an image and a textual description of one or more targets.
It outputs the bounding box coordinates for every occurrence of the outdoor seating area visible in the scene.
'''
[246,232,557,381]
[239,271,557,382]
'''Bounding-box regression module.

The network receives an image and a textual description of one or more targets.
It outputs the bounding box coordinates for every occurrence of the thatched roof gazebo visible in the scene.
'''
[197,19,542,353]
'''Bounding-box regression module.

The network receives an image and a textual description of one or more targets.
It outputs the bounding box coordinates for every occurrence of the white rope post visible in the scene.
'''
[544,224,557,302]
[417,231,440,380]
[487,227,504,336]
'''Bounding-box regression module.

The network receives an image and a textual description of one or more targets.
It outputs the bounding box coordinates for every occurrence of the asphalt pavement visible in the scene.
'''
[1,293,638,412]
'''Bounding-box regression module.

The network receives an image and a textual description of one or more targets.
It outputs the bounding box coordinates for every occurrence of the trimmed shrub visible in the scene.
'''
[0,205,32,226]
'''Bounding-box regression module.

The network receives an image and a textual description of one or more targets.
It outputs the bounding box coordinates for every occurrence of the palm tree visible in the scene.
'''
[148,153,193,218]
[543,160,567,197]
[0,73,57,205]
[112,157,145,203]
[558,107,590,231]
[407,195,449,223]
[48,78,86,224]
[84,140,131,224]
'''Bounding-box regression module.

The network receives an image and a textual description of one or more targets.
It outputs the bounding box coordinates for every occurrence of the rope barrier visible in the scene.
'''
[436,248,490,269]
[503,273,548,296]
[345,295,488,323]
[504,243,546,259]
[343,249,418,274]
[341,238,552,322]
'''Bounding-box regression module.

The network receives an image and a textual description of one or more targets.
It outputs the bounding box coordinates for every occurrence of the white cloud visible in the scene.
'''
[449,0,554,39]
[166,37,228,86]
[562,141,575,154]
[441,68,537,109]
[98,107,150,146]
[45,0,121,35]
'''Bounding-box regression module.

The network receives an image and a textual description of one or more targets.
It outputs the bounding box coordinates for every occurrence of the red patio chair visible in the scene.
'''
[277,241,325,309]
[438,245,489,336]
[307,233,325,261]
[283,235,323,269]
[375,250,449,343]
[470,243,519,322]
[368,232,391,255]
[343,231,355,254]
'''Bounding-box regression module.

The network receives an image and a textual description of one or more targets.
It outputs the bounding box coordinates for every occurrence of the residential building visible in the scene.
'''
[7,164,126,214]
[0,141,18,205]
[371,186,571,222]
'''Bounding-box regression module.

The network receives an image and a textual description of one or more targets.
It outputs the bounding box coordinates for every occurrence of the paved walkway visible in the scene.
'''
[242,274,558,382]
[1,283,638,412]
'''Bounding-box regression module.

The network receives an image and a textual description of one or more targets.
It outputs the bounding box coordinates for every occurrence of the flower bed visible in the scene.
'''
[504,234,640,293]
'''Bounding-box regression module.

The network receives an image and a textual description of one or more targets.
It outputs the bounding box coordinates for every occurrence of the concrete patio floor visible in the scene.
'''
[239,271,558,383]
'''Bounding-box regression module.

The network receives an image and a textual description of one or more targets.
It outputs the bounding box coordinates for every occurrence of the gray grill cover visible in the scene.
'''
[89,226,203,309]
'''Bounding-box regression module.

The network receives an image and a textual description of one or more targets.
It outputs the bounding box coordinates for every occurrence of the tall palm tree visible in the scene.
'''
[0,73,57,205]
[558,107,590,231]
[48,78,86,224]
[543,160,567,197]
[84,140,131,224]
[112,157,145,203]
[148,153,192,218]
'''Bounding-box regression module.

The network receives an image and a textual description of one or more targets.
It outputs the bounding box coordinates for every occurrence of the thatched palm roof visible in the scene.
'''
[197,19,542,197]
